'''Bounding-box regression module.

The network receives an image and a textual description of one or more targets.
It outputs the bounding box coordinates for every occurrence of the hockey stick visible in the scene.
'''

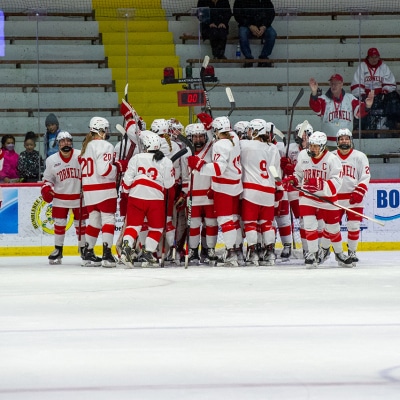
[200,55,213,117]
[285,88,304,157]
[226,87,236,117]
[269,166,385,226]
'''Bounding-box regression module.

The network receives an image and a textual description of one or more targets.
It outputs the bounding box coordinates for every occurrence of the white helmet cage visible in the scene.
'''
[57,131,73,142]
[336,128,353,150]
[151,119,169,135]
[307,131,327,157]
[168,118,184,137]
[233,121,250,138]
[295,122,314,144]
[211,116,231,134]
[186,123,208,147]
[142,131,162,152]
[89,116,109,136]
[249,118,268,139]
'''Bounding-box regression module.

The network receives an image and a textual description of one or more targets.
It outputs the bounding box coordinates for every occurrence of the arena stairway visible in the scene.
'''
[93,0,189,126]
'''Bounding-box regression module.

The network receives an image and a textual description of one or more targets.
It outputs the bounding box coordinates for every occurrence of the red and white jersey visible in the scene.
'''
[351,60,397,97]
[42,149,82,208]
[121,153,174,201]
[160,136,181,181]
[200,133,243,196]
[240,140,281,206]
[332,148,370,206]
[81,139,117,206]
[181,142,213,206]
[294,149,342,210]
[310,92,368,147]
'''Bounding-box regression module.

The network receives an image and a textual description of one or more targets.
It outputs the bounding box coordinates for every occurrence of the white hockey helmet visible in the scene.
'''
[336,128,353,150]
[295,121,313,141]
[142,131,161,152]
[186,123,206,138]
[168,118,184,137]
[233,121,250,139]
[211,116,231,134]
[151,118,169,135]
[89,116,109,136]
[56,131,73,142]
[308,131,327,157]
[265,122,284,140]
[249,118,267,139]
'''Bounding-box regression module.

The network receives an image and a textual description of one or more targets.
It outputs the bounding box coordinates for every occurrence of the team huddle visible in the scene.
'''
[41,99,370,269]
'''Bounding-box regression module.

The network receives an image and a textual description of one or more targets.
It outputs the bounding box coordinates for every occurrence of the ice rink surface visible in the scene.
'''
[0,252,399,400]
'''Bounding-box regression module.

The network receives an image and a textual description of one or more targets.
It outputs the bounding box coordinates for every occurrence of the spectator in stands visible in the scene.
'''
[197,0,232,60]
[44,113,61,159]
[309,74,374,149]
[0,134,19,183]
[351,47,400,130]
[233,0,276,68]
[18,131,43,182]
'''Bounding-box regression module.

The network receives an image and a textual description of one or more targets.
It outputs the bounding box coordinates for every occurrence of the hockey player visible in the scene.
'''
[279,121,313,255]
[188,116,243,266]
[309,74,374,148]
[80,117,124,268]
[282,131,353,268]
[177,123,218,265]
[120,132,175,267]
[332,128,370,263]
[233,121,250,140]
[240,118,282,266]
[41,131,87,265]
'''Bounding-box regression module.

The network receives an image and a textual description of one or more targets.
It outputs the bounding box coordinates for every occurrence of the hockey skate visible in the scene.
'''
[317,247,331,265]
[335,252,354,268]
[260,244,276,266]
[137,247,158,267]
[235,245,245,266]
[200,246,209,264]
[188,248,200,265]
[217,248,238,267]
[81,244,102,267]
[165,246,178,265]
[101,243,116,268]
[280,243,292,262]
[120,240,137,268]
[245,245,259,266]
[48,245,63,265]
[304,251,318,269]
[348,249,359,264]
[206,248,220,266]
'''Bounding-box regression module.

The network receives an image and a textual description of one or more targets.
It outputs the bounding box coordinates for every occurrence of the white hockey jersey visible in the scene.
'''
[351,60,397,97]
[199,134,243,196]
[122,153,174,200]
[181,142,213,206]
[42,149,82,208]
[294,149,342,210]
[310,92,367,147]
[159,136,181,181]
[81,139,117,206]
[332,148,370,206]
[240,140,281,206]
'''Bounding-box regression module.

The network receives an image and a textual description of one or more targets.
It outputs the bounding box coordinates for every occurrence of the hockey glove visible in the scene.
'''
[196,112,213,130]
[280,156,292,170]
[349,188,365,204]
[175,192,187,212]
[207,188,214,200]
[303,177,324,193]
[281,175,299,191]
[114,159,129,173]
[188,155,206,171]
[41,185,55,203]
[283,163,295,176]
[274,188,284,202]
[119,192,129,217]
[120,99,136,120]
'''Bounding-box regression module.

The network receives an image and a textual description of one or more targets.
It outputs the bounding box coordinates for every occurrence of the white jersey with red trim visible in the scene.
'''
[160,136,181,181]
[42,149,82,208]
[240,140,281,205]
[199,134,243,196]
[122,153,174,201]
[310,92,365,147]
[181,142,213,206]
[294,149,342,210]
[332,148,370,206]
[81,139,117,206]
[351,60,397,97]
